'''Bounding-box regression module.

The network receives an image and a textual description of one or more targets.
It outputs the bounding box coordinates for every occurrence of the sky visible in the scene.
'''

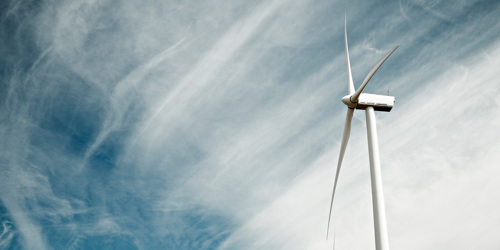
[1,0,500,249]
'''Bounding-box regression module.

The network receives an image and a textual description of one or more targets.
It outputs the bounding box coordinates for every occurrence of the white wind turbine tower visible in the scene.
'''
[326,15,399,250]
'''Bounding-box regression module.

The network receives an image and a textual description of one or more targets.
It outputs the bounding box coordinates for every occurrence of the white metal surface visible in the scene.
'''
[350,45,399,103]
[327,13,399,249]
[345,14,355,95]
[341,93,395,111]
[365,106,390,250]
[326,107,354,239]
[356,93,395,112]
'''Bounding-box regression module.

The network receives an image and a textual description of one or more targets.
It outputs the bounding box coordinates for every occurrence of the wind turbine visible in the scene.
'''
[326,14,399,250]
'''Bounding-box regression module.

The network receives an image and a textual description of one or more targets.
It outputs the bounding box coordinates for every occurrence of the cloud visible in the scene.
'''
[0,221,15,249]
[1,0,499,249]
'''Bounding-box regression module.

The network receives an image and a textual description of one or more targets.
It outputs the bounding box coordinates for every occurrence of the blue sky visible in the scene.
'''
[1,0,500,249]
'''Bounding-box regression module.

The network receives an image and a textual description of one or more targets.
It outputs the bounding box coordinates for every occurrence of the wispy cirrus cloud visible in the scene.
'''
[1,0,499,249]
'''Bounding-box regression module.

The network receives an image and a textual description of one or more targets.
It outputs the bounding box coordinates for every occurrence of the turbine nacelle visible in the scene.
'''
[342,93,395,112]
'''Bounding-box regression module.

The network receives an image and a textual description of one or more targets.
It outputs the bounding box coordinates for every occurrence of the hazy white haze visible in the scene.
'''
[1,0,500,249]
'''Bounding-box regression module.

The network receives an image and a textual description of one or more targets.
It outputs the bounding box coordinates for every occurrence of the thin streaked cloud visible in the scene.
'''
[1,0,499,249]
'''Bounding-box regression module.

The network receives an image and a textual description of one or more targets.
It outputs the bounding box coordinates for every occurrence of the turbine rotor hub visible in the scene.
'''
[342,95,357,108]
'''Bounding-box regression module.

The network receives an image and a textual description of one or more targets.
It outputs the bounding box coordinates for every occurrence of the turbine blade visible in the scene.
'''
[327,107,354,239]
[350,45,399,102]
[345,13,355,95]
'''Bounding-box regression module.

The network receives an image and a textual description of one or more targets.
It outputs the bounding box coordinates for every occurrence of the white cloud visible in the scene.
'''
[1,0,499,249]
